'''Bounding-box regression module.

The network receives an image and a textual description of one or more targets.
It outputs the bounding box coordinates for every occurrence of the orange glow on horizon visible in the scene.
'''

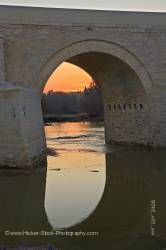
[44,62,92,93]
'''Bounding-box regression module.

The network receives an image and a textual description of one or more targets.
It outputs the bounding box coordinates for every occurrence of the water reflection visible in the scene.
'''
[0,122,166,249]
[45,122,106,229]
[45,159,106,229]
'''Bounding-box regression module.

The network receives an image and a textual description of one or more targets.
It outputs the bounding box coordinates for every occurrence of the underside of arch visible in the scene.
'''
[35,40,153,95]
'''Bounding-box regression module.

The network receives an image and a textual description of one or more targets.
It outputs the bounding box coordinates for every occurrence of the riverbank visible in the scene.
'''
[43,113,104,124]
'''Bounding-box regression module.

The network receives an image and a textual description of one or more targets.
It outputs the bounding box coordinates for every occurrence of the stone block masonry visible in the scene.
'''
[0,82,47,169]
[0,6,166,168]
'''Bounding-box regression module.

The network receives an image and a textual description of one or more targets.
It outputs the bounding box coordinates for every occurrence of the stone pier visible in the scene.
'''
[0,82,47,169]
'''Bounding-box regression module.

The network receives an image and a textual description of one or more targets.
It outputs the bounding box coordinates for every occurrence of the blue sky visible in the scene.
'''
[0,0,165,12]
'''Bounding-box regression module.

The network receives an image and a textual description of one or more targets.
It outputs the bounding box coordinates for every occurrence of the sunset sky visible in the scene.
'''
[44,62,92,93]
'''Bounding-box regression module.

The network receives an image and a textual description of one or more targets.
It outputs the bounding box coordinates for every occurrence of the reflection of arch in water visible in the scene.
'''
[72,150,149,232]
[67,148,166,249]
[1,148,166,249]
[45,161,106,229]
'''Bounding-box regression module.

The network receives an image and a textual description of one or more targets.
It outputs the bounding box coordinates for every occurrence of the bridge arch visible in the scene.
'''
[34,39,153,94]
[35,39,154,147]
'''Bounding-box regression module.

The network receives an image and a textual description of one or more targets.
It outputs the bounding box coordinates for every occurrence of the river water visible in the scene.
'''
[0,121,166,249]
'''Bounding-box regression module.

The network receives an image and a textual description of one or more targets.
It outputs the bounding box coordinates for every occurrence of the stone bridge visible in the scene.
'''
[0,5,166,168]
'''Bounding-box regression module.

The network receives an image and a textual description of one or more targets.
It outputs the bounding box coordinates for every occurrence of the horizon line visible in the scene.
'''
[44,89,84,93]
[0,4,166,14]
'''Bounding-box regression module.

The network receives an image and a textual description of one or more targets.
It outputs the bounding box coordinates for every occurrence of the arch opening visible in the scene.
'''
[43,61,104,122]
[40,43,151,146]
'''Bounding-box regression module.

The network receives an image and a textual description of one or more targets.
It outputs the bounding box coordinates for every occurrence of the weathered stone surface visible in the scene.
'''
[0,82,47,169]
[0,38,5,81]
